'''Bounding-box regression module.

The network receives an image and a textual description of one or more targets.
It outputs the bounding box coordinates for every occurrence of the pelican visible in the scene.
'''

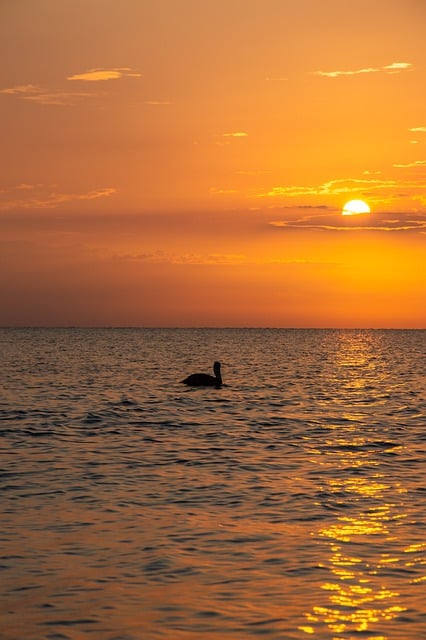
[181,361,222,387]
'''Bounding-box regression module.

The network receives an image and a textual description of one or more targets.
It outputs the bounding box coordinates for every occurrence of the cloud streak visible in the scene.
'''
[214,132,249,146]
[257,175,426,207]
[67,67,141,82]
[312,61,412,78]
[393,160,426,168]
[0,84,39,95]
[1,67,141,105]
[103,249,338,267]
[0,84,96,105]
[112,250,250,266]
[144,100,172,105]
[219,132,249,138]
[259,177,400,198]
[0,185,117,210]
[268,212,426,233]
[209,187,238,195]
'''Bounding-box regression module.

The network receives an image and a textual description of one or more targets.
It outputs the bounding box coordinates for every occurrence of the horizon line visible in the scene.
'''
[0,325,424,331]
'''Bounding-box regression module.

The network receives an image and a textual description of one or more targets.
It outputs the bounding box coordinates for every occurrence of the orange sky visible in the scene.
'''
[1,0,425,327]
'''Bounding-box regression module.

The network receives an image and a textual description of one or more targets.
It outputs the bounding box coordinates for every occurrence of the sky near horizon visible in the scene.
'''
[1,0,425,327]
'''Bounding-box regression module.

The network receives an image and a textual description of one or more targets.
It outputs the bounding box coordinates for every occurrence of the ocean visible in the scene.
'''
[1,328,425,640]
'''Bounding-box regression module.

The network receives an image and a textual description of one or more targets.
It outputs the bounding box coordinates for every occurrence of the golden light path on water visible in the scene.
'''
[298,332,423,639]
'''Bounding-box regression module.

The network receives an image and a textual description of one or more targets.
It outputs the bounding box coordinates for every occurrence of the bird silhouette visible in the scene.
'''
[181,361,222,387]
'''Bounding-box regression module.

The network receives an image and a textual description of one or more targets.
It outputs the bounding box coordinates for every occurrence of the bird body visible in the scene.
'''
[181,361,222,387]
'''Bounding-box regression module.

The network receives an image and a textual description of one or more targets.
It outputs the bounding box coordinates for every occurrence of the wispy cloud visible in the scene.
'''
[409,127,426,133]
[16,183,41,190]
[113,250,249,266]
[312,61,412,78]
[257,175,426,212]
[209,187,238,195]
[393,160,426,168]
[67,67,141,82]
[0,84,96,105]
[268,212,426,233]
[0,184,117,210]
[382,62,412,73]
[109,249,337,267]
[144,100,172,105]
[1,67,141,106]
[314,67,378,78]
[220,132,248,138]
[0,84,39,95]
[215,132,249,146]
[259,177,399,198]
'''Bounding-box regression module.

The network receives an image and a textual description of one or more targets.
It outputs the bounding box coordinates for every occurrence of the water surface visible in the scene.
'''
[1,329,425,639]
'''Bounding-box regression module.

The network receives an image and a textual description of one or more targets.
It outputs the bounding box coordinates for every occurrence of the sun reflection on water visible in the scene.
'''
[300,492,408,638]
[299,331,412,639]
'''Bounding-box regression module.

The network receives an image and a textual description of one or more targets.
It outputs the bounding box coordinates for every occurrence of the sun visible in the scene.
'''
[342,199,370,216]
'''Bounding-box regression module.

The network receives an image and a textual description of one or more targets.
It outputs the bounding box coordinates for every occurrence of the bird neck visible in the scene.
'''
[213,363,221,382]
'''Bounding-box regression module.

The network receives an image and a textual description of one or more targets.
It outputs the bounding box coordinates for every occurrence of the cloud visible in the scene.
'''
[312,61,412,78]
[382,62,412,73]
[144,100,172,105]
[313,67,378,78]
[292,204,335,210]
[268,212,426,233]
[409,127,426,133]
[16,183,40,190]
[220,132,248,138]
[67,67,141,82]
[0,83,97,105]
[215,132,249,146]
[258,175,426,213]
[1,67,141,106]
[209,187,238,195]
[0,84,39,95]
[0,185,117,210]
[258,174,426,209]
[259,177,399,199]
[78,188,117,201]
[106,249,338,267]
[23,91,95,106]
[393,160,426,168]
[71,245,251,267]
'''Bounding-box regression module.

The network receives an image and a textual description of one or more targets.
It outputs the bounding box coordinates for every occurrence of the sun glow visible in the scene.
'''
[342,200,371,216]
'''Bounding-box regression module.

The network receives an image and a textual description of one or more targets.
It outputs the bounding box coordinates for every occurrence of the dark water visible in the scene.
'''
[1,328,425,640]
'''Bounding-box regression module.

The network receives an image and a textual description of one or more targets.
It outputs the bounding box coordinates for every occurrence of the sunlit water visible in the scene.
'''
[1,328,425,640]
